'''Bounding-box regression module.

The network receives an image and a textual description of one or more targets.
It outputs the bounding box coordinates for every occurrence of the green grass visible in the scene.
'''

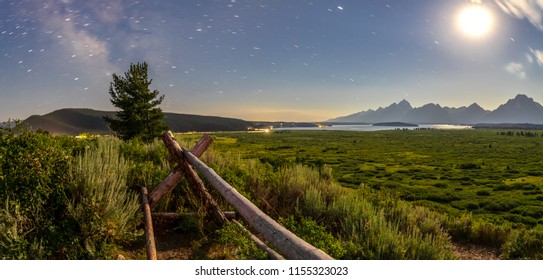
[207,130,543,227]
[172,129,543,259]
[194,136,456,259]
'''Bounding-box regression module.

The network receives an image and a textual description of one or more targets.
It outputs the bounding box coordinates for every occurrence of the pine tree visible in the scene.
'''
[104,62,168,142]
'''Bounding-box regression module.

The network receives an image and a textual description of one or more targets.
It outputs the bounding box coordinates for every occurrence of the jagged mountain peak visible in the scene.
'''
[397,99,412,108]
[467,103,484,110]
[330,95,543,124]
[511,94,533,101]
[418,103,443,109]
[503,94,541,108]
[484,94,543,123]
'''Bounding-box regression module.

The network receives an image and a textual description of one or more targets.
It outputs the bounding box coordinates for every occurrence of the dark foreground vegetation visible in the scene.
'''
[1,125,542,259]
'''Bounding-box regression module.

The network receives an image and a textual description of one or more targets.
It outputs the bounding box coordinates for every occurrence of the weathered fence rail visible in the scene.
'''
[140,131,334,260]
[181,146,334,260]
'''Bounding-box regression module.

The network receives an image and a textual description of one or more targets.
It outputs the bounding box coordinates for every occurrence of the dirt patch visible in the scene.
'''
[154,232,194,260]
[451,242,501,260]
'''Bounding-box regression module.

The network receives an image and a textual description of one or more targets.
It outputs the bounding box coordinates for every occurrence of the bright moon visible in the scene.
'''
[457,5,493,37]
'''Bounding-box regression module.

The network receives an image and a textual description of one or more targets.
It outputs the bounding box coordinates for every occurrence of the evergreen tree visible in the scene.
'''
[104,62,168,142]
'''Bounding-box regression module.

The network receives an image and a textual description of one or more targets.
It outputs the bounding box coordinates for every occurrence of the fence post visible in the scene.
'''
[149,134,214,209]
[141,187,157,260]
[161,131,227,226]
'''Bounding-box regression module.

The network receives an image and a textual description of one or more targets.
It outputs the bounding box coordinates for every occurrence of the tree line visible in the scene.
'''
[497,131,541,137]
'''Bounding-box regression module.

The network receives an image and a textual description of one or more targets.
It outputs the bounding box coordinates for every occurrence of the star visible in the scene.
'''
[0,0,542,122]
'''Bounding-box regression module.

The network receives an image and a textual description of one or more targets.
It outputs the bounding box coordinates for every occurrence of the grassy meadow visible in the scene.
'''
[2,124,543,259]
[200,129,543,258]
[210,129,543,226]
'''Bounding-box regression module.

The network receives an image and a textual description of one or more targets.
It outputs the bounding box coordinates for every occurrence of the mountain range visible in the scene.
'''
[20,108,251,135]
[328,94,543,124]
[4,94,543,135]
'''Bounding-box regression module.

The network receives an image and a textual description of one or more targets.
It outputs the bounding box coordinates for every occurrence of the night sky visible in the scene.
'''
[1,0,543,122]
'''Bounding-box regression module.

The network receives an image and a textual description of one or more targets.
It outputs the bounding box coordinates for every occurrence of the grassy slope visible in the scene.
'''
[23,108,251,135]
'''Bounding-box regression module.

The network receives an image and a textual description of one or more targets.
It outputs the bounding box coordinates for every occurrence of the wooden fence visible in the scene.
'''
[140,131,333,260]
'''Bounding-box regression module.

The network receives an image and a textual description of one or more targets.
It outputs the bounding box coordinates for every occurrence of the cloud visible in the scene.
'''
[495,0,543,30]
[530,48,543,66]
[505,62,527,79]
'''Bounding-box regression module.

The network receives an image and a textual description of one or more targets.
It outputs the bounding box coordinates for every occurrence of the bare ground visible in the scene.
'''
[154,232,194,260]
[451,242,501,260]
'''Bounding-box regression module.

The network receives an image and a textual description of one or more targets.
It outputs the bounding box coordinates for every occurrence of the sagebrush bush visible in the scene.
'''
[502,226,543,259]
[68,137,141,258]
[279,215,347,259]
[446,213,513,248]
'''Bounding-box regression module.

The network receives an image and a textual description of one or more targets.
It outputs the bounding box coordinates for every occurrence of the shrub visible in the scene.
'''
[492,184,511,191]
[481,198,520,212]
[446,213,512,248]
[511,206,543,219]
[0,200,46,259]
[301,187,327,219]
[279,215,347,259]
[466,202,480,210]
[424,192,460,203]
[476,190,492,196]
[502,226,543,259]
[215,222,268,260]
[0,124,78,259]
[0,125,73,216]
[451,201,479,210]
[503,214,537,226]
[67,137,141,258]
[324,190,454,260]
[457,163,480,169]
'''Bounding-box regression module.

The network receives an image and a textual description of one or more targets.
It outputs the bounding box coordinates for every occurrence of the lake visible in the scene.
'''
[274,124,472,131]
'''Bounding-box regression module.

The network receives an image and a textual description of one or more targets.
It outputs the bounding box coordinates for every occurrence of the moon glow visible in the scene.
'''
[457,5,493,38]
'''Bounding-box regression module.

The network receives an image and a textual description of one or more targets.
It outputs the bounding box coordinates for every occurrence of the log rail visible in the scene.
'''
[181,146,333,260]
[140,131,334,260]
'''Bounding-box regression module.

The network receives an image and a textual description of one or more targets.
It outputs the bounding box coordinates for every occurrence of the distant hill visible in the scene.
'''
[329,94,543,124]
[23,108,251,135]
